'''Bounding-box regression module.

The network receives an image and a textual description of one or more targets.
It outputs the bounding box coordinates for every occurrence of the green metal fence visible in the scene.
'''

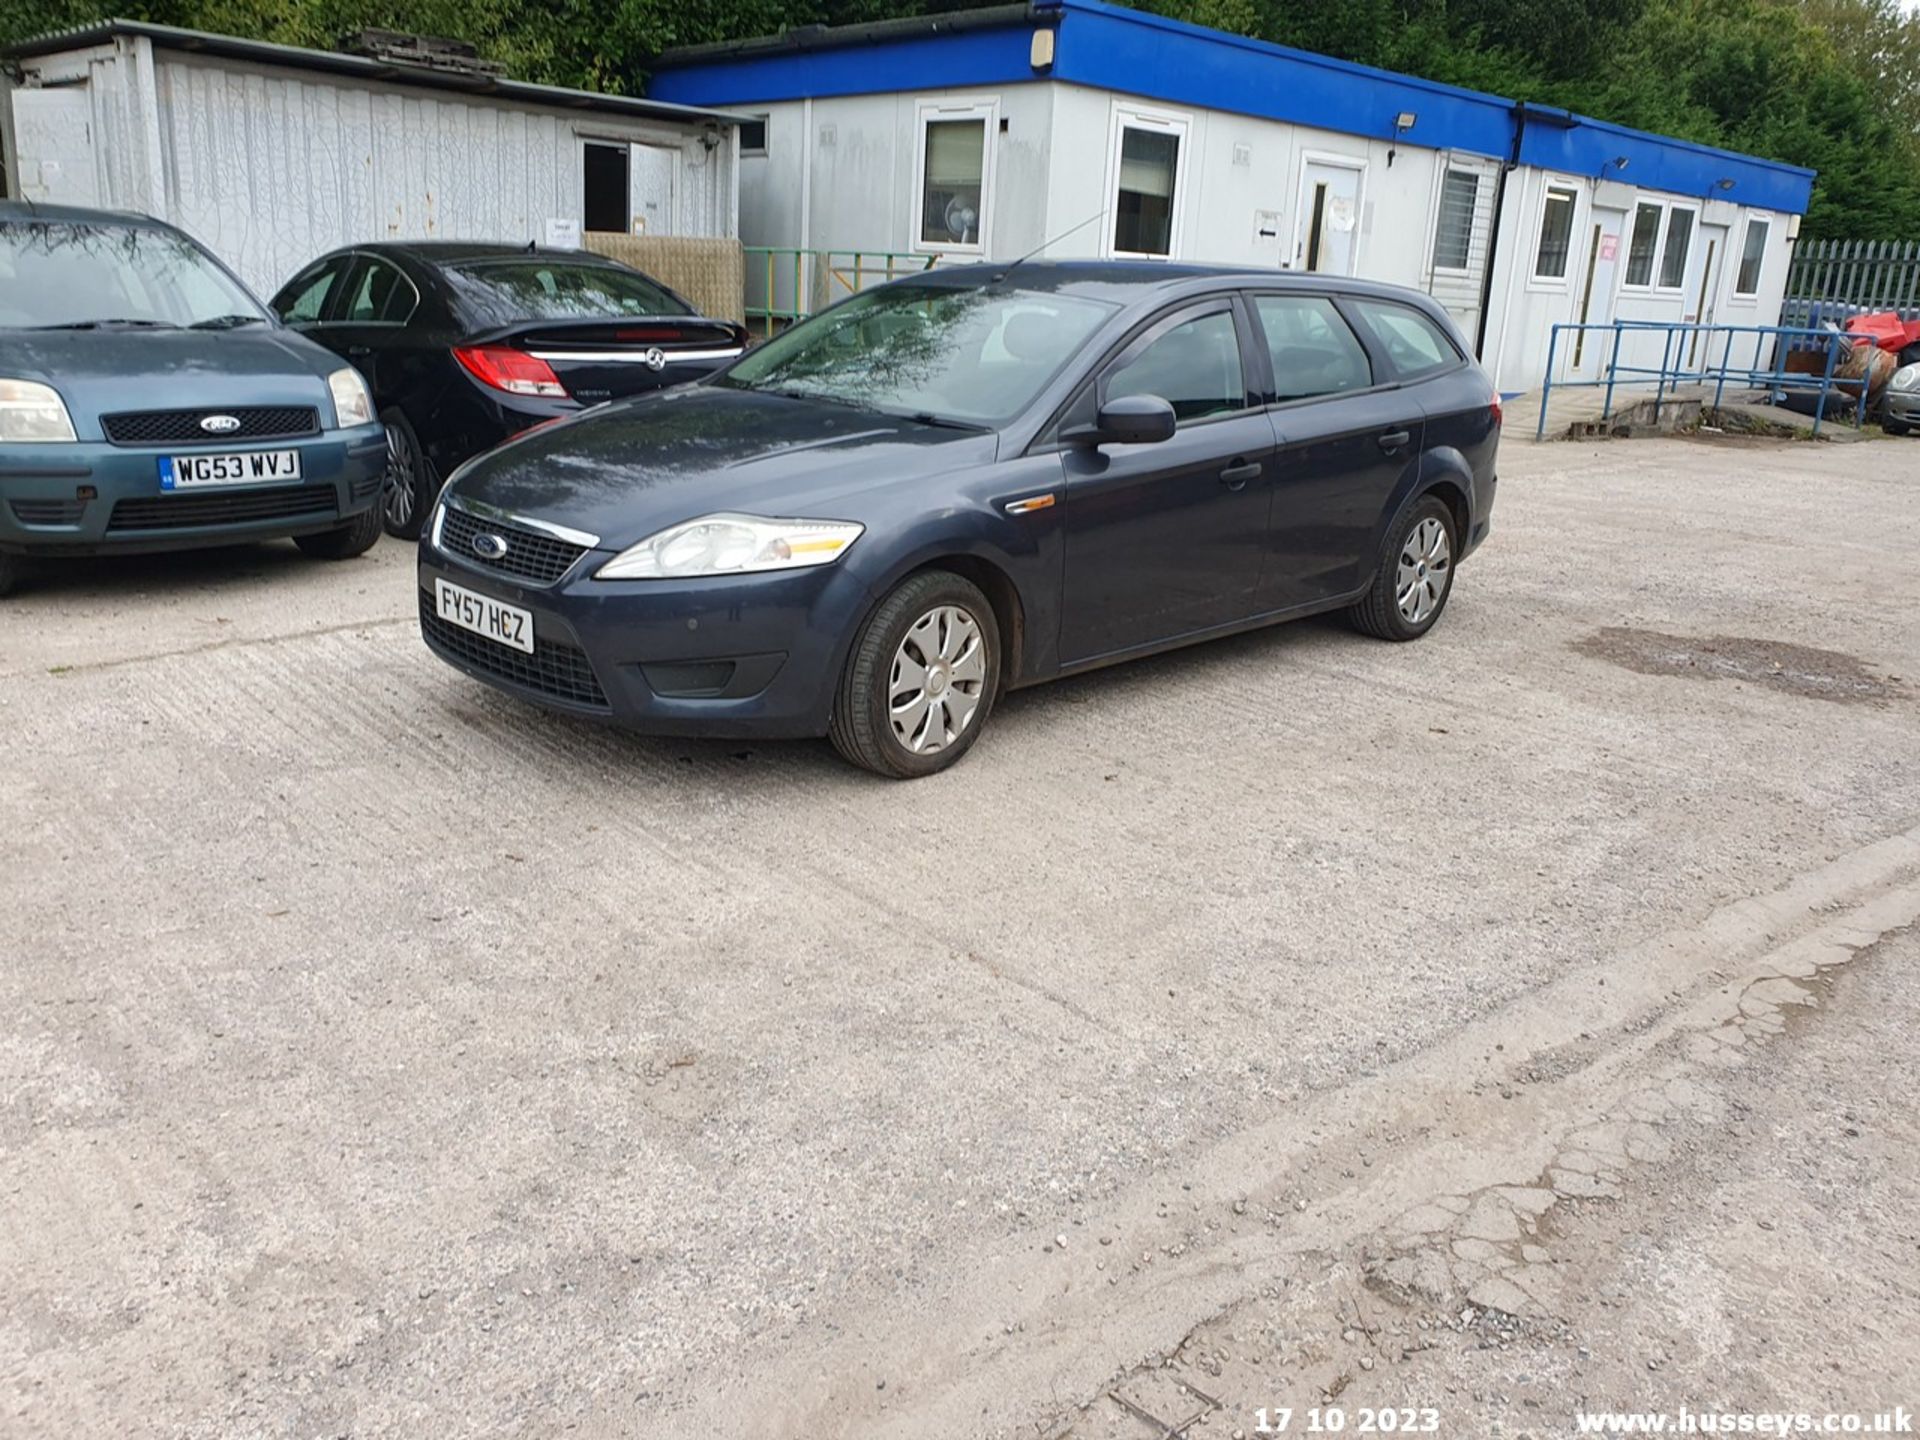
[743,248,943,335]
[1784,238,1920,315]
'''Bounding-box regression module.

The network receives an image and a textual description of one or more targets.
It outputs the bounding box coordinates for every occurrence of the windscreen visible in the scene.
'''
[0,221,269,329]
[721,284,1116,426]
[441,259,691,327]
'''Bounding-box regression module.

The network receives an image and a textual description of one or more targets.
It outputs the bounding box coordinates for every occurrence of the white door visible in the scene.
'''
[12,87,100,206]
[1570,207,1625,380]
[629,144,677,236]
[1294,159,1363,274]
[1684,223,1728,367]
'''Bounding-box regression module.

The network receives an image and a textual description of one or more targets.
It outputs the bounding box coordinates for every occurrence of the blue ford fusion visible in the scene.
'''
[0,202,386,597]
[420,262,1499,777]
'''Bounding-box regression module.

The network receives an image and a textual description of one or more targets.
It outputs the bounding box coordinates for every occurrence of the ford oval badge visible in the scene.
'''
[471,532,509,560]
[200,413,242,434]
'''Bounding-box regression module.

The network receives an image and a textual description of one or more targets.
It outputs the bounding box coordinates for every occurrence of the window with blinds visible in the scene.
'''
[1533,185,1577,280]
[919,116,987,247]
[1431,169,1479,272]
[1624,203,1662,286]
[1735,217,1769,295]
[1114,126,1180,257]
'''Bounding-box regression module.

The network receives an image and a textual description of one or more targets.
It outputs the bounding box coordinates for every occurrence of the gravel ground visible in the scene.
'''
[1,434,1916,1438]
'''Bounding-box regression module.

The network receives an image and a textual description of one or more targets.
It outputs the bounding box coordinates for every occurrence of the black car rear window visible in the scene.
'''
[440,259,690,326]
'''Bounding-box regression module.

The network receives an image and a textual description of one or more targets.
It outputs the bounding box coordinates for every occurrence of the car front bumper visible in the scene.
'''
[1884,387,1920,425]
[417,529,872,740]
[0,426,388,556]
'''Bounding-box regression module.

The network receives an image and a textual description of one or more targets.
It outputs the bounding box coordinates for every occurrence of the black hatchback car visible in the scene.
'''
[271,243,747,538]
[418,262,1498,778]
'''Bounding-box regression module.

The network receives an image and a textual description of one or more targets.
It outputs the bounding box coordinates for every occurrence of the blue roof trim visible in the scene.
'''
[648,23,1043,107]
[650,0,1816,214]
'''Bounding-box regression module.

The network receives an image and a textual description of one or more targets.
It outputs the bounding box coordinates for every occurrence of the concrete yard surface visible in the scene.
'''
[2,434,1917,1438]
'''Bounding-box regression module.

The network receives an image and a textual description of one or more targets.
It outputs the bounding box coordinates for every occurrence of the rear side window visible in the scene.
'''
[1349,299,1461,380]
[1104,309,1244,423]
[341,258,418,324]
[1253,295,1372,401]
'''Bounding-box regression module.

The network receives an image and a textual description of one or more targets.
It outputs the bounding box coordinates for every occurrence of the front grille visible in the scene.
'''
[10,499,86,525]
[419,591,609,709]
[438,505,589,587]
[101,406,320,446]
[108,485,336,532]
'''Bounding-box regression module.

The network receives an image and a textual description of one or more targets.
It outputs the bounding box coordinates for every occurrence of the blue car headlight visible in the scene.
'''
[327,367,375,428]
[0,379,77,442]
[597,513,864,581]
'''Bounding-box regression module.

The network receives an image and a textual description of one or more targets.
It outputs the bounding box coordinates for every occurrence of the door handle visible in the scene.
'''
[1219,459,1263,490]
[1377,430,1412,451]
[345,344,372,358]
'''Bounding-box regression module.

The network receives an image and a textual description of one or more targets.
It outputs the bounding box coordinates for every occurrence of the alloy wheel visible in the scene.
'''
[383,423,417,530]
[888,604,987,754]
[1396,516,1451,625]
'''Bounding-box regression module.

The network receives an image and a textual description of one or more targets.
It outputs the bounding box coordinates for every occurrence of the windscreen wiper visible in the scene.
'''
[188,314,268,330]
[31,318,177,330]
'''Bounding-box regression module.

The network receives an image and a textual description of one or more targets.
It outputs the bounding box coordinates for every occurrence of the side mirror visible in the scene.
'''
[1067,393,1177,447]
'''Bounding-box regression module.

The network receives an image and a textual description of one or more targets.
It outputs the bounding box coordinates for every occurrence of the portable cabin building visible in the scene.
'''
[650,0,1816,392]
[1,21,744,298]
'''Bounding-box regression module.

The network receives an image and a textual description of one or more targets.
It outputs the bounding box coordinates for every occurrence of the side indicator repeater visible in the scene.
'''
[1004,493,1057,516]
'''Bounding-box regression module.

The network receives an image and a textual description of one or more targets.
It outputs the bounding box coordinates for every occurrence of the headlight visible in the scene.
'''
[0,379,77,442]
[327,367,374,428]
[1892,364,1920,392]
[597,513,864,580]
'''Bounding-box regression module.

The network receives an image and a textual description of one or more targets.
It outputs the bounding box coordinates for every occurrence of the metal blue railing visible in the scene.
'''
[1535,321,1873,441]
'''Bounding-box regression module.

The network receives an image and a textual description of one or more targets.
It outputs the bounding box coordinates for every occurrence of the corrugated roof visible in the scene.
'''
[6,18,753,127]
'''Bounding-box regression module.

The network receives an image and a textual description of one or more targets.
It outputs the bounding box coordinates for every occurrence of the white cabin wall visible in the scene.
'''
[11,45,736,298]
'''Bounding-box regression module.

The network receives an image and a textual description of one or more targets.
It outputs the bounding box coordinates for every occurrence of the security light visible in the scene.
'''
[1394,111,1417,131]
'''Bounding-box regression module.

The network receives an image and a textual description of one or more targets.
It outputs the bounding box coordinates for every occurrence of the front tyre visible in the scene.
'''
[830,570,1000,778]
[0,552,20,599]
[1348,493,1458,641]
[294,497,385,561]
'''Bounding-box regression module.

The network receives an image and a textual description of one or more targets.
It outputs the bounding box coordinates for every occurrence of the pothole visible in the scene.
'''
[1572,628,1904,704]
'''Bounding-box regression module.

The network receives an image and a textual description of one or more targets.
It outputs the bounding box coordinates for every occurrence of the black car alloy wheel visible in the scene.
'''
[381,412,434,540]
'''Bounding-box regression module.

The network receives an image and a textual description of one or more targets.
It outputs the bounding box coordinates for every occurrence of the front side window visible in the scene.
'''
[722,284,1114,426]
[1533,185,1577,280]
[342,258,417,324]
[1254,295,1372,400]
[1350,298,1460,380]
[918,111,988,247]
[1624,202,1662,286]
[1113,124,1181,257]
[275,259,348,323]
[0,220,268,329]
[1658,206,1696,289]
[1431,169,1480,272]
[1105,309,1244,423]
[1735,217,1769,296]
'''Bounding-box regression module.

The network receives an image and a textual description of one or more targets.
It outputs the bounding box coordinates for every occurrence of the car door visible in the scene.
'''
[1057,297,1275,664]
[316,253,425,407]
[1251,291,1421,608]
